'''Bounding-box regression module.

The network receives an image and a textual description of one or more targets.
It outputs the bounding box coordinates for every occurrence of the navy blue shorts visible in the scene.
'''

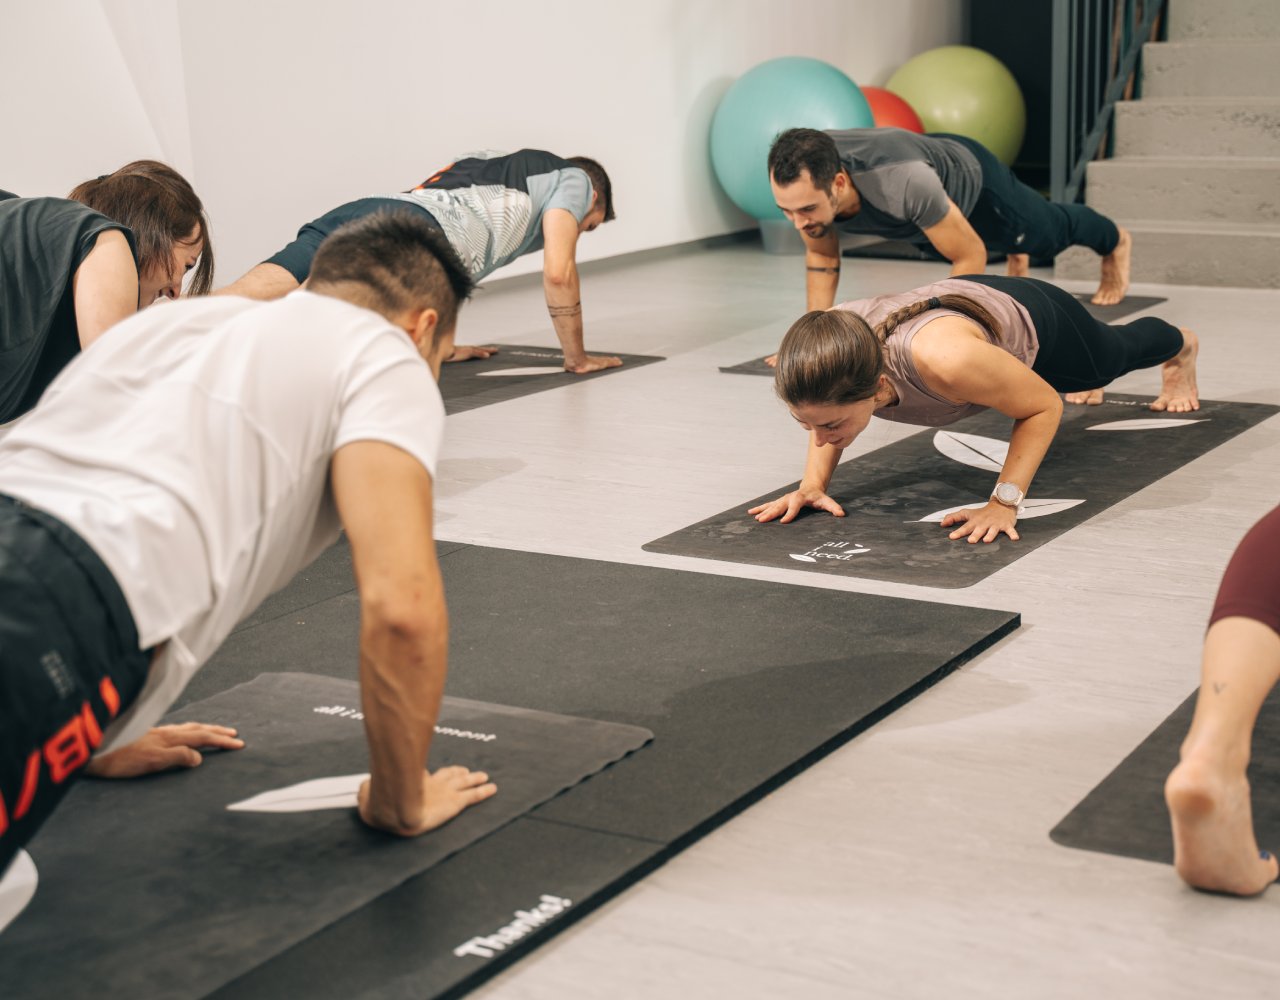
[0,495,150,871]
[263,197,443,283]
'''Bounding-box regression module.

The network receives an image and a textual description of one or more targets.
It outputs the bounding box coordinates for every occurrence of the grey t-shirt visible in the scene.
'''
[833,278,1038,427]
[827,129,983,242]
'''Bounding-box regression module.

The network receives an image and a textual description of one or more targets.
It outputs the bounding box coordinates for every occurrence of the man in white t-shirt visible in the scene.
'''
[0,212,496,871]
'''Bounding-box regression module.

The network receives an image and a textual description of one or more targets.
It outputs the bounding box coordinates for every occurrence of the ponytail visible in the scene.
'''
[874,293,1003,344]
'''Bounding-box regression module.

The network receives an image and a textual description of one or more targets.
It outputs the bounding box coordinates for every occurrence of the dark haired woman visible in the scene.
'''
[749,275,1198,543]
[0,160,212,424]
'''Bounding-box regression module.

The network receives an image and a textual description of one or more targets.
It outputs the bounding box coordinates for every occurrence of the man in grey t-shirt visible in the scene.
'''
[766,128,1131,322]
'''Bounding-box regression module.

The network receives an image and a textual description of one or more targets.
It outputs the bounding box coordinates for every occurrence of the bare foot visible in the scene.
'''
[1151,328,1200,412]
[1091,226,1131,306]
[1166,753,1278,895]
[1065,388,1106,405]
[1006,253,1030,277]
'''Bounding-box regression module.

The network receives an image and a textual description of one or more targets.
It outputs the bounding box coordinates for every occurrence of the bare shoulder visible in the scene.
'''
[909,316,1002,401]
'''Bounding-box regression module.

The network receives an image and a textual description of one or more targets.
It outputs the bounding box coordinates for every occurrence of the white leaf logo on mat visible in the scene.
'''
[476,367,562,378]
[917,498,1085,522]
[1086,418,1208,432]
[226,773,367,813]
[933,431,1008,472]
[0,850,37,933]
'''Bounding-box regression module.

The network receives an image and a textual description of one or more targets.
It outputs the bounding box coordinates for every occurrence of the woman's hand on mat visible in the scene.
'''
[358,766,497,837]
[84,723,245,778]
[445,344,499,363]
[564,354,622,374]
[749,487,845,524]
[941,500,1020,544]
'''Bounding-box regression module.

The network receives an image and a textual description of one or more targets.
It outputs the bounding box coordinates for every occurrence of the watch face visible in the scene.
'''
[995,483,1022,505]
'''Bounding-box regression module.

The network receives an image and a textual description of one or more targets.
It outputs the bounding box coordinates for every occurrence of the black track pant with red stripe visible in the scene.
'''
[0,495,149,872]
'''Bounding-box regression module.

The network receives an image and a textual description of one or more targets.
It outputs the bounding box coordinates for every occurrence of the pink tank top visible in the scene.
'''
[833,279,1039,427]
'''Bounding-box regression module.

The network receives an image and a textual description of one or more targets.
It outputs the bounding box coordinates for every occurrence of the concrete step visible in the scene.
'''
[1168,0,1280,41]
[1114,98,1280,157]
[1143,41,1280,97]
[1083,156,1280,226]
[1054,219,1280,289]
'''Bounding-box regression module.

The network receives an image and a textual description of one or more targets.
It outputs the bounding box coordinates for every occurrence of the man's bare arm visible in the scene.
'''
[542,209,620,374]
[921,201,989,277]
[331,440,495,836]
[803,230,842,312]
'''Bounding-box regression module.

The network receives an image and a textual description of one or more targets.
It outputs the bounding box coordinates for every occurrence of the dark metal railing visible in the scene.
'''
[1050,0,1167,203]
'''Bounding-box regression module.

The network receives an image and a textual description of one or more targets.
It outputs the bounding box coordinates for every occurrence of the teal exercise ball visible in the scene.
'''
[886,46,1027,166]
[710,57,873,220]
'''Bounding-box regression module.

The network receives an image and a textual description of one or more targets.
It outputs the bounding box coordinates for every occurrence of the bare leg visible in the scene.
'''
[1065,388,1106,405]
[1166,617,1280,896]
[1092,226,1131,306]
[1150,328,1200,413]
[1005,253,1030,277]
[216,262,300,300]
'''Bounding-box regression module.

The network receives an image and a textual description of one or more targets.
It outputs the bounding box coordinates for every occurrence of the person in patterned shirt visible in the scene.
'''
[220,150,620,374]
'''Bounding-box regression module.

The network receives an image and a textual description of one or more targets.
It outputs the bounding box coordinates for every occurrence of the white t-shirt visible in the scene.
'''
[0,291,445,750]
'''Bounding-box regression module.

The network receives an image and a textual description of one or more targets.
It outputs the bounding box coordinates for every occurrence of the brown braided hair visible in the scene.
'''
[775,294,1004,407]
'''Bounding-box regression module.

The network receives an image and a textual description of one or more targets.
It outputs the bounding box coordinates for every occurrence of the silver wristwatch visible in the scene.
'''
[991,482,1024,509]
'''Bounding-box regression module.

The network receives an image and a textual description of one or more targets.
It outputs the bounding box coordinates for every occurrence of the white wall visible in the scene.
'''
[1,0,966,282]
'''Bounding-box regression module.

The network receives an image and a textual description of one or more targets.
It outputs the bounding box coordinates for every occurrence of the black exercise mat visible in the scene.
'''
[181,545,1018,997]
[720,295,1170,377]
[644,394,1279,589]
[234,537,466,633]
[1050,687,1280,871]
[841,239,1008,263]
[1073,293,1167,322]
[439,344,663,414]
[0,672,651,999]
[719,353,778,376]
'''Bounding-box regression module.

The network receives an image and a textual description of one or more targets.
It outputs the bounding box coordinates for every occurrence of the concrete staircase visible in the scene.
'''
[1054,0,1280,289]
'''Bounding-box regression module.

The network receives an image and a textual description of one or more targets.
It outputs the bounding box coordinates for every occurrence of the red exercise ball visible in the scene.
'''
[861,86,925,133]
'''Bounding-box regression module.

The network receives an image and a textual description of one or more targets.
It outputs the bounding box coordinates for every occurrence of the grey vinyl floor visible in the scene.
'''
[438,242,1280,1000]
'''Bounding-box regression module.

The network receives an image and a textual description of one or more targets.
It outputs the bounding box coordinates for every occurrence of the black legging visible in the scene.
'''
[957,274,1184,393]
[942,134,1121,259]
[263,197,443,283]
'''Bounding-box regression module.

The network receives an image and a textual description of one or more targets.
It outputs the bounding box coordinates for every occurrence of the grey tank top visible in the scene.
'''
[832,279,1039,427]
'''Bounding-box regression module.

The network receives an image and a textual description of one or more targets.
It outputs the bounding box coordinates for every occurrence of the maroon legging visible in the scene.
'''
[1210,505,1280,635]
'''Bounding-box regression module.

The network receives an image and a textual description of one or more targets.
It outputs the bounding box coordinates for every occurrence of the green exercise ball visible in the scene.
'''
[887,46,1027,165]
[710,56,874,220]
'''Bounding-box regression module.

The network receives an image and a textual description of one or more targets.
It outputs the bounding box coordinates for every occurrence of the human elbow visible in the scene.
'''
[361,589,445,643]
[543,265,577,290]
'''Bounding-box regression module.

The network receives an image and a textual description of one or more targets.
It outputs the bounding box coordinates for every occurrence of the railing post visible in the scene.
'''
[1050,0,1071,203]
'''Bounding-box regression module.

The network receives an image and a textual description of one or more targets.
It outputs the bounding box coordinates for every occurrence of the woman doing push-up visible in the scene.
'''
[750,275,1199,543]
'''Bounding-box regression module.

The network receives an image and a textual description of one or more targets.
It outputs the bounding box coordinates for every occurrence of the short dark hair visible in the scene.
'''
[68,160,215,295]
[308,211,474,336]
[767,129,842,193]
[568,156,614,222]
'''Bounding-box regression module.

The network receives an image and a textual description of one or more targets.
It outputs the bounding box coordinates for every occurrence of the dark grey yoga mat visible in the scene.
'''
[0,672,651,999]
[439,344,663,414]
[720,295,1170,376]
[1050,686,1280,873]
[644,394,1280,589]
[841,238,1008,264]
[192,544,1018,997]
